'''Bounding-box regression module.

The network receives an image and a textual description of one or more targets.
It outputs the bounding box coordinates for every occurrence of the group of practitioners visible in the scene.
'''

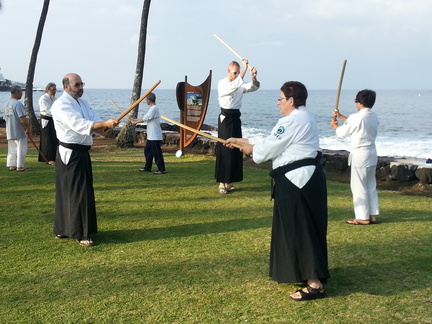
[3,61,380,300]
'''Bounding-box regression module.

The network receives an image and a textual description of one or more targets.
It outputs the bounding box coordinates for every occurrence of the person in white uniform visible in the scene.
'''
[3,86,31,172]
[215,59,259,194]
[38,82,57,165]
[330,89,379,225]
[51,73,119,247]
[225,81,329,301]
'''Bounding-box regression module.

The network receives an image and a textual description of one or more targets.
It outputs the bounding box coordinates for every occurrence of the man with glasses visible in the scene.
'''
[215,59,260,194]
[51,73,119,247]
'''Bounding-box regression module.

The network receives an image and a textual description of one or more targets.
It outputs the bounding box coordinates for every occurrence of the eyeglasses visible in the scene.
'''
[231,71,240,75]
[277,97,289,101]
[71,82,85,87]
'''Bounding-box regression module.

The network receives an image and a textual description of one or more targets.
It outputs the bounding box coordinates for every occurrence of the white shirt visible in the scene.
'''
[51,91,102,165]
[52,91,102,146]
[142,104,162,141]
[39,93,56,128]
[217,76,259,109]
[336,108,378,149]
[3,98,27,140]
[336,108,379,167]
[251,108,321,188]
[39,93,56,117]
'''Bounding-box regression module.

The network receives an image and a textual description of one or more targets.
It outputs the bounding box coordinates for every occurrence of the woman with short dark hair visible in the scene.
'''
[226,81,330,301]
[330,89,380,225]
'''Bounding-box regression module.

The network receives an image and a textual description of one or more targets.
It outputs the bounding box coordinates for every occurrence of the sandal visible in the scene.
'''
[290,285,326,301]
[226,185,239,191]
[9,167,17,171]
[218,186,228,194]
[346,219,370,225]
[55,235,68,239]
[16,168,32,172]
[76,238,94,247]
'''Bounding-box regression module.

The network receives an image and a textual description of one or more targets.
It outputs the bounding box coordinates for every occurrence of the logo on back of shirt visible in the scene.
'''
[273,126,285,140]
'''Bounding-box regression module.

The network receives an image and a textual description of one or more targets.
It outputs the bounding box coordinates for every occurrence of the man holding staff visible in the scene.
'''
[215,59,260,194]
[51,73,119,246]
[129,92,166,174]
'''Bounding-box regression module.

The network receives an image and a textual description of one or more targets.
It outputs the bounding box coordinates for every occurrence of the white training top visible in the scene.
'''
[251,108,320,188]
[51,91,102,146]
[217,76,259,109]
[142,104,162,141]
[336,108,379,167]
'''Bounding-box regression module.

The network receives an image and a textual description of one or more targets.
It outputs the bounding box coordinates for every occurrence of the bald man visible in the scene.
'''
[215,59,260,194]
[51,73,119,246]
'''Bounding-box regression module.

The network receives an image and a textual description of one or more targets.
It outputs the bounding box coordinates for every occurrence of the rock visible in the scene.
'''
[322,151,349,174]
[415,168,432,184]
[391,164,415,182]
[376,165,392,181]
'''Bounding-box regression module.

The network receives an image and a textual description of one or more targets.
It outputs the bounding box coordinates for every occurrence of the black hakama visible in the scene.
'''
[144,140,165,172]
[53,145,97,239]
[39,116,57,162]
[215,108,243,183]
[269,160,330,284]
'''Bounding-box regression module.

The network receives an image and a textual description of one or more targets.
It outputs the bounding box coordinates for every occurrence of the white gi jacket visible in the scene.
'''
[217,76,259,109]
[251,108,321,188]
[336,108,379,167]
[39,93,56,128]
[51,91,102,164]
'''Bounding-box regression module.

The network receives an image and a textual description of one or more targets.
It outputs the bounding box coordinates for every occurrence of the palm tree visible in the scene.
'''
[24,0,51,135]
[115,0,152,148]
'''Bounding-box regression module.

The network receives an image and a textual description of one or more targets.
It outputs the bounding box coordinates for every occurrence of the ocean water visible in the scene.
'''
[1,88,431,159]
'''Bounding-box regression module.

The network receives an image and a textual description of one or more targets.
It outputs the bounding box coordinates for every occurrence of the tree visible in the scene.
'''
[115,0,152,148]
[24,0,51,135]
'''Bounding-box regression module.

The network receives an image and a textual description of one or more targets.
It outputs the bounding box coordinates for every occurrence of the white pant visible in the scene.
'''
[350,164,380,220]
[7,138,28,168]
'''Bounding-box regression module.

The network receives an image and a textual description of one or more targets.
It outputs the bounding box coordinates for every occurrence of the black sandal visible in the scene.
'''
[290,285,326,301]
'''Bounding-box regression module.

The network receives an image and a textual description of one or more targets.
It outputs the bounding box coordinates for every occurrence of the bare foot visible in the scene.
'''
[346,219,370,225]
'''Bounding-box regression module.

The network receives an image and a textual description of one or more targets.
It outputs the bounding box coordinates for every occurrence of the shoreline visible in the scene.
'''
[1,124,431,197]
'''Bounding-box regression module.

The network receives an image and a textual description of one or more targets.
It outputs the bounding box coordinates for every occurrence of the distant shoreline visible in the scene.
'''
[1,121,431,198]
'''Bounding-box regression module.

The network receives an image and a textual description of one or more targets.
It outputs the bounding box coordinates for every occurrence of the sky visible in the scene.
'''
[1,0,431,90]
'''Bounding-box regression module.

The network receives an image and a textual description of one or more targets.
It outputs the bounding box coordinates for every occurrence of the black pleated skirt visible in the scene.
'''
[215,109,243,183]
[53,148,97,239]
[39,116,58,162]
[269,166,330,283]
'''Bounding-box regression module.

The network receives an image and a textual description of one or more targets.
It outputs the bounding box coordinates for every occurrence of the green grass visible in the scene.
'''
[1,146,431,323]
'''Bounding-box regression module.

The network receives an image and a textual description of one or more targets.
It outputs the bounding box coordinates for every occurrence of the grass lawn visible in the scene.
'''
[1,145,431,323]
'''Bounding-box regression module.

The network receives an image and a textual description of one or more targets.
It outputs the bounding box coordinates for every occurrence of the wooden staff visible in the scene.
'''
[333,60,347,121]
[28,133,49,164]
[110,99,123,113]
[161,115,242,149]
[213,34,254,70]
[115,80,161,122]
